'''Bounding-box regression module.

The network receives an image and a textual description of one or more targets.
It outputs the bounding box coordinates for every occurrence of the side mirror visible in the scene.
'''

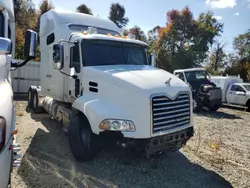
[0,37,12,55]
[53,44,64,70]
[24,30,38,59]
[150,53,155,66]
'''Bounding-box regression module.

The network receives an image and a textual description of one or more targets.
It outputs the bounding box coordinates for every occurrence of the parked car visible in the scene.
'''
[173,68,222,112]
[211,75,250,110]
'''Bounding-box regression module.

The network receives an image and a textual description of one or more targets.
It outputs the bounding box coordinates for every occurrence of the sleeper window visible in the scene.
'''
[0,12,4,37]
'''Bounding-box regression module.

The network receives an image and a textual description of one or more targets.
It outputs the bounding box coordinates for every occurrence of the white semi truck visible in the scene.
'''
[26,9,194,162]
[0,0,20,187]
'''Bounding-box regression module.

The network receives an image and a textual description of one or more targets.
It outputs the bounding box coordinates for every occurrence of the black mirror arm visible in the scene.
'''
[59,70,77,79]
[11,57,34,68]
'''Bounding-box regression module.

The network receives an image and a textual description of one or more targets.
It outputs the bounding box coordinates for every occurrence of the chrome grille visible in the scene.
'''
[152,93,191,133]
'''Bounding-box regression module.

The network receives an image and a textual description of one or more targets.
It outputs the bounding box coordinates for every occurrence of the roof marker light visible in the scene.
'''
[87,27,97,34]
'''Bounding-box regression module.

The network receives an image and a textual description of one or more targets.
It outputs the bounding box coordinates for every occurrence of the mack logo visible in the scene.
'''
[165,78,172,86]
[175,116,188,122]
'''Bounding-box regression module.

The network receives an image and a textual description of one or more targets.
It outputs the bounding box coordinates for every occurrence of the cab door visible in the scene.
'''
[227,84,236,104]
[234,85,247,105]
[227,84,246,105]
[67,43,82,103]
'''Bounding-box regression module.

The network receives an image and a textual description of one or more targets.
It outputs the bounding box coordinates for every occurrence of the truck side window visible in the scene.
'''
[70,45,80,73]
[0,12,4,37]
[8,26,11,39]
[231,85,236,91]
[176,73,185,81]
[231,85,245,92]
[235,86,245,92]
[47,33,55,45]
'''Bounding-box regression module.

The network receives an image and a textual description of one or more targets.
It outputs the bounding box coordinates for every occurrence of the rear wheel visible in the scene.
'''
[27,87,33,108]
[33,90,38,110]
[32,89,44,113]
[68,112,101,161]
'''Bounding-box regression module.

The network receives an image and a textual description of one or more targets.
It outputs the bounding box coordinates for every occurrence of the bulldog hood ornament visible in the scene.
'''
[165,77,172,86]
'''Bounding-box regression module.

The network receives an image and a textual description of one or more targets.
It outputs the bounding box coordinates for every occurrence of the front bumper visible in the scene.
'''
[0,144,12,188]
[208,98,222,106]
[122,127,194,158]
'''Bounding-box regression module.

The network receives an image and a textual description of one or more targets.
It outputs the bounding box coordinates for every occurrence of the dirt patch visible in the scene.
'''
[11,100,249,188]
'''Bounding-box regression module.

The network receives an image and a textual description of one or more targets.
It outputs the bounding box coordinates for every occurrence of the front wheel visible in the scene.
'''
[209,105,220,111]
[193,97,202,112]
[68,113,101,161]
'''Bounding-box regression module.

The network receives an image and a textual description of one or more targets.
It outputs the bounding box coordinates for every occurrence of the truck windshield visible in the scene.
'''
[184,71,210,82]
[243,85,250,91]
[81,40,148,66]
[0,12,4,37]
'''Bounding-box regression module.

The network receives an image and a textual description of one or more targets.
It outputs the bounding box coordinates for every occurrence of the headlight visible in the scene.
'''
[0,117,6,150]
[99,119,136,132]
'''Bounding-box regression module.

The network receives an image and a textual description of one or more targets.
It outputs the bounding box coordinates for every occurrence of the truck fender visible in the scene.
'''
[72,95,127,135]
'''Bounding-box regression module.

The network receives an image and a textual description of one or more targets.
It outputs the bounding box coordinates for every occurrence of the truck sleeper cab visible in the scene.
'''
[174,68,222,112]
[26,9,194,162]
[0,0,21,187]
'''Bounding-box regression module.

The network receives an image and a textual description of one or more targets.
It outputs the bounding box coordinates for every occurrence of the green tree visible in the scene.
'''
[15,0,37,59]
[108,3,129,28]
[13,0,21,18]
[224,30,250,81]
[156,7,223,72]
[147,26,160,53]
[208,39,227,72]
[233,29,250,59]
[36,0,54,33]
[122,28,129,36]
[129,26,146,41]
[76,4,93,15]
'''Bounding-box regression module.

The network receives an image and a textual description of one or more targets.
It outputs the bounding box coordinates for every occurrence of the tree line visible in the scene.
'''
[14,0,250,81]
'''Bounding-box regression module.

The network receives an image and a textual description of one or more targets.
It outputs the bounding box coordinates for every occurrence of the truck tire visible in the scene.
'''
[68,113,101,161]
[246,100,250,112]
[193,97,202,113]
[27,87,33,108]
[32,88,44,113]
[209,105,220,112]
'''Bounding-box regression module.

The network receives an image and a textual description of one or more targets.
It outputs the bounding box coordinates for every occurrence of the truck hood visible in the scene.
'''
[83,65,190,97]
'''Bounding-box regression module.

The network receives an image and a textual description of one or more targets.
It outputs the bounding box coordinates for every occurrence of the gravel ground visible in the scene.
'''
[11,99,250,188]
